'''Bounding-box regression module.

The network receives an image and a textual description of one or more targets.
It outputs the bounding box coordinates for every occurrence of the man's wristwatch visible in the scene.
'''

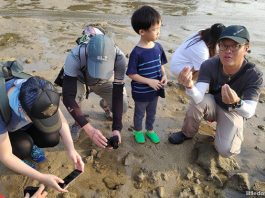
[231,99,243,109]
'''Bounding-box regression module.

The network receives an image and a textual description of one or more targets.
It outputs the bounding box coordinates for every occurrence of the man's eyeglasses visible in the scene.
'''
[218,43,245,52]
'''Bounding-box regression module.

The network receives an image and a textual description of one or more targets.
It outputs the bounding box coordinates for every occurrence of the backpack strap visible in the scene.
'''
[79,44,90,99]
[79,43,87,70]
[0,78,11,123]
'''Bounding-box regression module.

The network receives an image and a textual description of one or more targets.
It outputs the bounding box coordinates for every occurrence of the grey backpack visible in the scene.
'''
[0,61,31,123]
[55,34,116,98]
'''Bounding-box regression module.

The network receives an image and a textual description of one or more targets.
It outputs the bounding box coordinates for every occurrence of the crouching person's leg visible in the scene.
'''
[9,130,34,160]
[8,124,56,166]
[169,94,217,144]
[93,81,128,116]
[27,124,60,148]
[215,105,244,158]
[183,94,217,137]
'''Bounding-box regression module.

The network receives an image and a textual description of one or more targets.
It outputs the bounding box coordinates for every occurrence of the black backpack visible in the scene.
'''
[0,60,31,123]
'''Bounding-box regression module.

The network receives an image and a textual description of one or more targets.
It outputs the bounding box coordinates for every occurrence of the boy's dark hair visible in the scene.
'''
[131,5,161,34]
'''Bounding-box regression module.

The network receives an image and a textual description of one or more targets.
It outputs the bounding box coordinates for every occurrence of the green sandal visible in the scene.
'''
[133,131,145,143]
[146,131,160,144]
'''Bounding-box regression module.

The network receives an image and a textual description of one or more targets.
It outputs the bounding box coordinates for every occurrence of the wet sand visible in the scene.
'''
[1,0,265,197]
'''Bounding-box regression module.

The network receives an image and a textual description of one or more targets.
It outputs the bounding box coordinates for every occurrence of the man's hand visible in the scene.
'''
[221,84,240,104]
[112,130,121,144]
[83,123,108,148]
[177,66,193,88]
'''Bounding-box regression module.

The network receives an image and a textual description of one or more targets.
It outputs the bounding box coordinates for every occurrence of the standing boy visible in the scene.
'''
[126,5,168,144]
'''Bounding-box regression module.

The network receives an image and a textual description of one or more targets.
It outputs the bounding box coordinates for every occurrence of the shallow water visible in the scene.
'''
[1,0,265,66]
[1,0,197,15]
[1,1,265,75]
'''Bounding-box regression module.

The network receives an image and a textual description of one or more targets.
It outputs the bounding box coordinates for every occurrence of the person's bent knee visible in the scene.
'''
[45,134,60,147]
[215,143,239,158]
[9,132,34,159]
[217,149,235,158]
[14,140,33,159]
[46,137,60,147]
[37,131,60,148]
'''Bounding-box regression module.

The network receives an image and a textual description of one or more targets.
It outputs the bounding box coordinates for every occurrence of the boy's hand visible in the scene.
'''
[148,79,162,90]
[160,75,168,86]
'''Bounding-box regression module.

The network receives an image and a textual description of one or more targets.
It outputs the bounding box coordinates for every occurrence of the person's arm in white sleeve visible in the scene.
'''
[235,100,257,118]
[185,82,209,104]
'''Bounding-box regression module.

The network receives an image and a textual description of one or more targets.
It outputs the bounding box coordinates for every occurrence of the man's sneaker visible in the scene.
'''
[168,131,191,144]
[100,99,113,120]
[70,123,81,142]
[31,145,46,163]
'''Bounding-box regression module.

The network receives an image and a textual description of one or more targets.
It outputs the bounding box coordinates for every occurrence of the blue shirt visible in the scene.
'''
[0,79,30,134]
[126,42,167,102]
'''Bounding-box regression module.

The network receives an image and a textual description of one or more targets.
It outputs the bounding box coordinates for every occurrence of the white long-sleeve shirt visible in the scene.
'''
[185,82,258,118]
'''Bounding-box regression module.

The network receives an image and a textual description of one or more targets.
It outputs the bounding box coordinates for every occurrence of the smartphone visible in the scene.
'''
[23,186,39,197]
[59,169,82,189]
[158,87,165,98]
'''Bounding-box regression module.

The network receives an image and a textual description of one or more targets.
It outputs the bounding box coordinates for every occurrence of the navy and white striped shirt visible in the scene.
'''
[126,42,167,102]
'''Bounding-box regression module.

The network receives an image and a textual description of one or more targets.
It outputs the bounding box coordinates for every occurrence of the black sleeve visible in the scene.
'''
[112,82,124,131]
[62,75,89,127]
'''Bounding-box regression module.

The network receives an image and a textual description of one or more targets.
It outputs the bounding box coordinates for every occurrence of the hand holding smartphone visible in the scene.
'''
[24,186,39,197]
[24,184,47,198]
[58,169,82,189]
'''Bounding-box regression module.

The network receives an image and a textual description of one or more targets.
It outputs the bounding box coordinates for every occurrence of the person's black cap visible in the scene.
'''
[218,25,250,44]
[19,76,62,133]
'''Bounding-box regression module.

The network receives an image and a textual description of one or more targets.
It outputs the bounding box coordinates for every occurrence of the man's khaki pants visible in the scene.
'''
[182,94,244,157]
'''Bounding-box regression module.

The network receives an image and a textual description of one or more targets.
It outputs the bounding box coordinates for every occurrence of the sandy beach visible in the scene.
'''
[1,0,265,197]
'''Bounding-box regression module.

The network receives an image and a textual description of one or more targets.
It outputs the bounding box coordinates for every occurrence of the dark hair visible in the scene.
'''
[131,5,161,34]
[186,23,225,57]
